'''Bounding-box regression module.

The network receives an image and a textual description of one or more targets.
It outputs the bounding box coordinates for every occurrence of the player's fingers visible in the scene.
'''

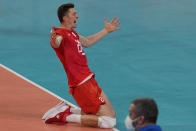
[111,16,117,23]
[50,30,55,36]
[52,32,56,36]
[114,18,120,24]
[50,33,56,40]
[50,25,56,35]
[104,17,107,24]
[52,25,55,32]
[116,27,121,30]
[50,30,56,37]
[50,31,55,38]
[50,35,54,40]
[116,21,120,26]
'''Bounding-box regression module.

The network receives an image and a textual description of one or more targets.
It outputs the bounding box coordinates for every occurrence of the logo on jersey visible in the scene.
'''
[99,97,105,103]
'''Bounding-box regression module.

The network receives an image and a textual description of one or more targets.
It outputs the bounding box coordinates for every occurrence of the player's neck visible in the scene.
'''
[60,24,72,31]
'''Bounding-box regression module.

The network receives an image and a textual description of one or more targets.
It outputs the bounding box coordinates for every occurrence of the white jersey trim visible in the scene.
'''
[77,73,94,86]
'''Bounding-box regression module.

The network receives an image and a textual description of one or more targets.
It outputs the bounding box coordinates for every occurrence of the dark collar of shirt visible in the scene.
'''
[139,125,162,131]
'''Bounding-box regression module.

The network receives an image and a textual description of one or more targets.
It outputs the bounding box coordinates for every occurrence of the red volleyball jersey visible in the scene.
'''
[52,28,93,87]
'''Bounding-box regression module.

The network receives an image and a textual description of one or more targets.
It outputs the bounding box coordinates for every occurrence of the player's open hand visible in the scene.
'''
[50,25,57,47]
[104,17,120,33]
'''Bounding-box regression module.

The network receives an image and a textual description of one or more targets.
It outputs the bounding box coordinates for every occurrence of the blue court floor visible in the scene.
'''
[1,0,196,130]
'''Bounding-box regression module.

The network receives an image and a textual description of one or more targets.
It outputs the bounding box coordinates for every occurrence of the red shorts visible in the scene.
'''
[70,77,105,114]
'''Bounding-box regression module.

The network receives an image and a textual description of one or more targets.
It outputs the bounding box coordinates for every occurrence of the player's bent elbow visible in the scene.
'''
[82,44,89,48]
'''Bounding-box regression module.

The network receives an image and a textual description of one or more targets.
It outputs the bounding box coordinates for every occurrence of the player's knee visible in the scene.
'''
[98,116,116,128]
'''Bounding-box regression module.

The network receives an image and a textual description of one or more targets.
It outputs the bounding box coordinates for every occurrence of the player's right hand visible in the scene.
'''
[50,25,57,47]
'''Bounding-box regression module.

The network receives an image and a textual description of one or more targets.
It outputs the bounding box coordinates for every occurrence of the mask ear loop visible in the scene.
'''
[132,115,142,129]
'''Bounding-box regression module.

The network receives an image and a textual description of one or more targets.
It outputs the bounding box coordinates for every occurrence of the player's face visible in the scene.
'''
[66,8,79,28]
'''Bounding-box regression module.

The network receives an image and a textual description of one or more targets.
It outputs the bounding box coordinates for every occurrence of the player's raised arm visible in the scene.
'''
[79,17,120,48]
[50,25,63,48]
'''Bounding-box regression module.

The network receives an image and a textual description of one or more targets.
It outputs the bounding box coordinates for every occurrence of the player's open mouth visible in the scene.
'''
[74,20,76,23]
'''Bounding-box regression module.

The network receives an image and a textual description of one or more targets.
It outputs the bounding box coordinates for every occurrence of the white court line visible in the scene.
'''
[0,63,119,131]
[0,63,77,108]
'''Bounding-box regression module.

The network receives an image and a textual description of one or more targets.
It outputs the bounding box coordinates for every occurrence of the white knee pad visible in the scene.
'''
[98,116,116,128]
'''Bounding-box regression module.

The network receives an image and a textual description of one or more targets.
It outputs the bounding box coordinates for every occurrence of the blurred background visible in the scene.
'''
[1,0,196,130]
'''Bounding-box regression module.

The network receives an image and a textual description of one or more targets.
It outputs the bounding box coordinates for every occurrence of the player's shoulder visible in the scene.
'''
[55,28,71,39]
[55,28,64,34]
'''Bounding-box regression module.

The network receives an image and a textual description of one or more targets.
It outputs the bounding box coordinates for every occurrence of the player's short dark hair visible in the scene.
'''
[132,98,158,123]
[57,3,74,23]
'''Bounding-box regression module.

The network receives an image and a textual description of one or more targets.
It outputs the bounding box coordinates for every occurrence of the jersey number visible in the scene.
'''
[76,40,85,55]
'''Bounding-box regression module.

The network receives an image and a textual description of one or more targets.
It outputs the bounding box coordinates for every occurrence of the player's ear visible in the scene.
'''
[63,14,69,23]
[138,116,145,125]
[63,16,67,23]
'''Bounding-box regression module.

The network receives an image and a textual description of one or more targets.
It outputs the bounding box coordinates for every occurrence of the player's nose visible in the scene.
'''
[76,14,79,19]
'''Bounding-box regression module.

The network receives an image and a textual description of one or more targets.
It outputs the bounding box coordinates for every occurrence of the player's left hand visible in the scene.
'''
[104,17,120,33]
